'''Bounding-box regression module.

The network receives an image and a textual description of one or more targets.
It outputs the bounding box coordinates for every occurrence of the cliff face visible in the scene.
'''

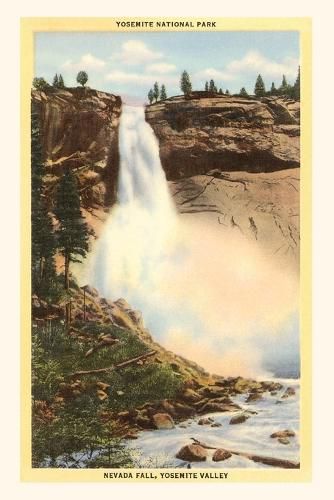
[31,89,300,266]
[146,95,300,266]
[170,169,300,265]
[32,87,122,214]
[145,95,300,179]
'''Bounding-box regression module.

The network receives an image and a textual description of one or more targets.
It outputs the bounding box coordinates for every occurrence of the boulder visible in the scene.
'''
[181,388,202,403]
[199,401,241,414]
[281,387,296,398]
[152,413,175,430]
[96,381,110,391]
[160,399,176,416]
[198,386,227,398]
[135,415,155,430]
[176,444,207,462]
[198,417,213,425]
[261,381,283,392]
[246,392,263,403]
[211,422,222,428]
[96,389,108,401]
[173,402,196,417]
[229,413,249,425]
[270,430,295,439]
[278,438,290,445]
[212,449,232,462]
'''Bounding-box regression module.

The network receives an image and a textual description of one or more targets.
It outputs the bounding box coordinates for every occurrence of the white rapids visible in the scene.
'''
[128,379,300,469]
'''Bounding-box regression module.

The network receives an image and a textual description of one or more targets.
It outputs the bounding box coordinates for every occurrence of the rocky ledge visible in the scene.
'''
[32,87,122,210]
[145,94,300,179]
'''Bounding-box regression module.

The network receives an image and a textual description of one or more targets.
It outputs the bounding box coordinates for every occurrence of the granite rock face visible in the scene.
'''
[32,87,122,210]
[145,94,300,179]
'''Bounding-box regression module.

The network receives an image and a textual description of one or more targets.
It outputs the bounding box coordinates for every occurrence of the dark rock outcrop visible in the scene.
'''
[176,444,207,462]
[145,95,300,179]
[32,87,122,210]
[212,449,232,462]
[270,430,296,439]
[229,413,249,425]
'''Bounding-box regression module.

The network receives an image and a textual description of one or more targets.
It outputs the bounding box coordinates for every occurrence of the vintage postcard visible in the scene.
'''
[21,17,312,482]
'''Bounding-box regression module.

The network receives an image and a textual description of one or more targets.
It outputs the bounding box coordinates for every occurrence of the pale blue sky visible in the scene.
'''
[35,31,299,102]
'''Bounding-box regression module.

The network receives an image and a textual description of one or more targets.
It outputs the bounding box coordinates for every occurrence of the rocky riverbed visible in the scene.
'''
[45,378,299,469]
[126,379,299,469]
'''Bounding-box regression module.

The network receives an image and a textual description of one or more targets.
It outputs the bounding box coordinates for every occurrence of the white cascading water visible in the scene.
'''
[84,105,177,305]
[82,105,299,378]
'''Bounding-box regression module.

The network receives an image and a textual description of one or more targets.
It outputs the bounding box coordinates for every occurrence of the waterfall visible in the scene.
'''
[84,105,177,302]
[82,105,299,378]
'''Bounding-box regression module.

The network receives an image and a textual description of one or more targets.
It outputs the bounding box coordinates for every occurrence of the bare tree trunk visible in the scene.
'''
[83,287,86,322]
[39,256,44,284]
[64,253,70,328]
[64,253,70,291]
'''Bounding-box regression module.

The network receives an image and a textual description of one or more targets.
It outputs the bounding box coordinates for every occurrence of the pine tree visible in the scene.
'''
[254,74,266,97]
[153,81,160,102]
[54,169,89,294]
[292,66,300,100]
[279,75,288,95]
[225,89,230,95]
[148,89,154,104]
[270,82,277,95]
[180,70,192,96]
[209,79,216,92]
[53,74,59,87]
[205,81,209,92]
[239,87,248,97]
[218,88,223,94]
[58,74,65,88]
[160,84,167,100]
[31,110,56,294]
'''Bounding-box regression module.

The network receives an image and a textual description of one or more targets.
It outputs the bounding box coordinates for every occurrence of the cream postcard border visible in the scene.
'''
[20,17,312,482]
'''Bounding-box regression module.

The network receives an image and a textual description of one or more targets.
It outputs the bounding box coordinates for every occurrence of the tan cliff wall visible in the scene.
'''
[145,94,300,179]
[32,87,122,215]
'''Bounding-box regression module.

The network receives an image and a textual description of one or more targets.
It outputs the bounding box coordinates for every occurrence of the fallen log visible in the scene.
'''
[69,350,156,378]
[190,438,299,469]
[85,338,120,357]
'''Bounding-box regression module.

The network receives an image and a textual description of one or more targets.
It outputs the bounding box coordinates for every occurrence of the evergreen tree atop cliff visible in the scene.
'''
[254,74,266,97]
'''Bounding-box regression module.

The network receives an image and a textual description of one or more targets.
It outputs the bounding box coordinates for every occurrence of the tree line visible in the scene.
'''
[32,71,89,91]
[147,82,167,104]
[148,67,300,102]
[254,68,300,99]
[31,111,90,322]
